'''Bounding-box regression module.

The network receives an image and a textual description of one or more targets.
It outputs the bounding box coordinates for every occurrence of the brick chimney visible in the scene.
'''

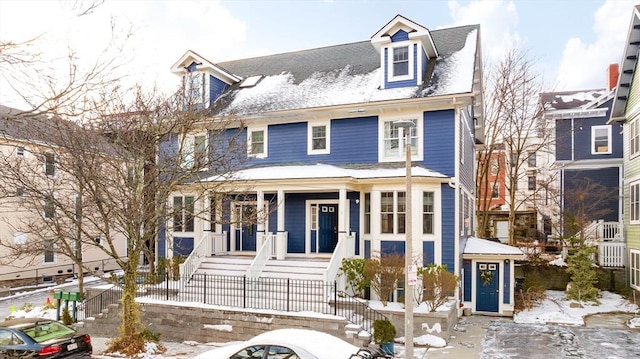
[607,63,619,91]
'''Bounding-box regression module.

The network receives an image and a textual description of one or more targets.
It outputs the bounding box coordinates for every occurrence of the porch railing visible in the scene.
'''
[246,233,275,279]
[584,221,622,245]
[325,232,356,285]
[180,231,227,280]
[598,240,626,268]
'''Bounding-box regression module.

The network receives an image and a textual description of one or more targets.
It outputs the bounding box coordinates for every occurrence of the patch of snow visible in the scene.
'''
[422,322,442,333]
[463,236,525,256]
[514,290,639,326]
[422,30,477,96]
[203,324,232,332]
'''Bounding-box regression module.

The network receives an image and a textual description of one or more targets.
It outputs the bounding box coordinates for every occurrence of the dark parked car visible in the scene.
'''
[0,318,92,358]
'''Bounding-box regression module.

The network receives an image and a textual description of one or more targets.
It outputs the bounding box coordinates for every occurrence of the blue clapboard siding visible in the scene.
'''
[391,30,409,42]
[564,167,621,221]
[463,259,472,301]
[424,110,455,176]
[173,237,194,256]
[421,48,427,79]
[441,183,455,271]
[283,193,339,253]
[503,259,511,304]
[422,241,435,266]
[210,75,229,106]
[572,118,623,160]
[381,241,405,257]
[248,116,379,166]
[157,223,166,259]
[459,112,476,191]
[555,118,573,161]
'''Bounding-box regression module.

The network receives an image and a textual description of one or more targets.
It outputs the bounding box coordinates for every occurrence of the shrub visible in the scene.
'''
[566,246,599,303]
[338,258,368,297]
[61,307,73,325]
[364,254,404,306]
[372,319,396,344]
[418,264,458,312]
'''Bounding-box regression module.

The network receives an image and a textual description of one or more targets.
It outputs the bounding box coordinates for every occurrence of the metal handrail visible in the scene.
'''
[335,290,387,336]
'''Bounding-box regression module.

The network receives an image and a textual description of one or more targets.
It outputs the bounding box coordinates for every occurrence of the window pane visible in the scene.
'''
[45,152,55,176]
[230,346,265,359]
[195,135,207,166]
[528,153,536,167]
[251,131,264,154]
[364,193,371,234]
[423,192,434,234]
[173,197,183,232]
[393,47,409,76]
[528,176,536,190]
[185,196,194,232]
[44,196,54,218]
[594,127,609,153]
[44,240,54,263]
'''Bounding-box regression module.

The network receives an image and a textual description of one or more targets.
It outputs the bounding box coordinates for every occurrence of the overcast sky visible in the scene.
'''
[0,0,637,110]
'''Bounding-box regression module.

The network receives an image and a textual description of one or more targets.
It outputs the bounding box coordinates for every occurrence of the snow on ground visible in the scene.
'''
[4,290,640,358]
[514,290,639,326]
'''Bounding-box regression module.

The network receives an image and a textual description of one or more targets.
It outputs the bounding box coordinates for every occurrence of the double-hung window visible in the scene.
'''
[173,196,194,232]
[631,118,639,158]
[381,119,417,161]
[44,195,55,219]
[181,133,207,169]
[423,191,434,234]
[43,239,55,263]
[185,73,204,104]
[528,176,536,191]
[631,180,640,224]
[491,183,500,198]
[528,152,536,167]
[381,191,406,234]
[308,122,330,154]
[393,46,409,77]
[631,249,640,290]
[45,152,55,176]
[248,127,267,158]
[592,125,611,154]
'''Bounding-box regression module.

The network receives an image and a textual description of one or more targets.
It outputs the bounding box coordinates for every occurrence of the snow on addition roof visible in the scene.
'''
[421,29,477,96]
[200,163,447,182]
[463,236,525,257]
[540,89,606,111]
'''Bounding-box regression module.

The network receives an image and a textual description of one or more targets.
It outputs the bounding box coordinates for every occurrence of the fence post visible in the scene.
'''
[287,278,290,312]
[203,273,207,304]
[334,281,337,316]
[243,276,247,308]
[165,272,169,301]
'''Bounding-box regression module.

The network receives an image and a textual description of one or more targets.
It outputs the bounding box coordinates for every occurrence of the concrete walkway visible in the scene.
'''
[420,315,502,358]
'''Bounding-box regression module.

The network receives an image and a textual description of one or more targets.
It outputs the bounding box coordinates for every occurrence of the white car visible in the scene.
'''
[193,328,360,359]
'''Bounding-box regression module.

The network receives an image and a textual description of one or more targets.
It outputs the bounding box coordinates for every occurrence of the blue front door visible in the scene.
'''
[476,262,499,312]
[235,203,257,251]
[318,204,338,253]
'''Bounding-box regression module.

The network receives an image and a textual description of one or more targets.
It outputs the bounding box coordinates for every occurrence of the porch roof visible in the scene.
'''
[462,236,525,258]
[199,163,448,182]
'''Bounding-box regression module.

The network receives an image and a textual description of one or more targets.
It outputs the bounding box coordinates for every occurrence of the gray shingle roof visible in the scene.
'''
[208,24,480,116]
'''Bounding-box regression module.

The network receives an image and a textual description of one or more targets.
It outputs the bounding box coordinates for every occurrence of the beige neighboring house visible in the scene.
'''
[0,105,124,287]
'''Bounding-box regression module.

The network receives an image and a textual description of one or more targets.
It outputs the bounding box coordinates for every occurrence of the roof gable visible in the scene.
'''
[171,50,240,85]
[370,14,438,58]
[611,5,640,121]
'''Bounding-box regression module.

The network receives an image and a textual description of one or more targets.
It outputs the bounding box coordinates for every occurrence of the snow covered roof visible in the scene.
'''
[462,236,525,257]
[199,163,448,183]
[204,25,479,117]
[539,89,607,111]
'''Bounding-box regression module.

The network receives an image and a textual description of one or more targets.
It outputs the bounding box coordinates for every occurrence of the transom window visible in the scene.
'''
[382,119,417,160]
[631,180,639,224]
[592,125,611,154]
[393,46,409,77]
[248,128,267,157]
[308,122,330,154]
[181,133,207,169]
[630,118,639,158]
[173,196,194,232]
[381,191,405,234]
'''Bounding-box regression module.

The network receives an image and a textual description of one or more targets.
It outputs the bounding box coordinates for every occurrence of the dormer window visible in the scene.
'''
[393,46,409,76]
[185,73,204,105]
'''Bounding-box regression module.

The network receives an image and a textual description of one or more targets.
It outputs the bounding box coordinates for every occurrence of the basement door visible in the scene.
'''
[476,262,499,312]
[318,204,338,253]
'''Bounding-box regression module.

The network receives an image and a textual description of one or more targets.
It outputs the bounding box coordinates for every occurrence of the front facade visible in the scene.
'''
[0,106,125,286]
[542,88,624,243]
[157,16,522,315]
[611,5,640,291]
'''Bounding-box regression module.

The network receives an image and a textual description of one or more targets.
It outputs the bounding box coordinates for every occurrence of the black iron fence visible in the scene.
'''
[76,272,388,337]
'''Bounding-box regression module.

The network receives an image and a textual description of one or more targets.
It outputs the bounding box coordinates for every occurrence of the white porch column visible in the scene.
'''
[338,189,348,236]
[276,189,286,259]
[256,190,265,250]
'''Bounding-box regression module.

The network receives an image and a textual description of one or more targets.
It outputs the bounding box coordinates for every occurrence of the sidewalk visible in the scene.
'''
[420,315,499,358]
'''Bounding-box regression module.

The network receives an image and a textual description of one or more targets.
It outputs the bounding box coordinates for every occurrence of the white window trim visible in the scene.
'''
[171,194,196,234]
[631,249,640,290]
[308,121,331,155]
[631,179,640,225]
[378,114,423,162]
[387,43,414,82]
[591,125,612,155]
[630,117,639,159]
[380,191,406,235]
[180,133,208,170]
[247,126,268,158]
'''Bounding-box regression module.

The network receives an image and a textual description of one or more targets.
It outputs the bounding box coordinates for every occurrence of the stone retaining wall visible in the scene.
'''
[78,299,458,348]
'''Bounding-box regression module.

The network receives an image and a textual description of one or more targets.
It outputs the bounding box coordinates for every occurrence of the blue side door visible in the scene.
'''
[318,204,338,253]
[476,262,499,312]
